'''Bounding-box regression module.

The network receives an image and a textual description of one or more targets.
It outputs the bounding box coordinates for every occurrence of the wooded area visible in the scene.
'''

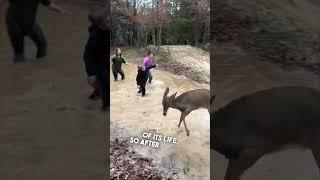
[111,0,209,47]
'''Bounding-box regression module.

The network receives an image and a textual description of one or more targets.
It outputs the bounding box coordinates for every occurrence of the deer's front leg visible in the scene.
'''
[178,112,183,127]
[179,108,193,136]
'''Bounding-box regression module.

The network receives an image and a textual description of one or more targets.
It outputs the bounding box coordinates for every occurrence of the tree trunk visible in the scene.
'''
[145,29,148,46]
[152,27,156,46]
[127,28,131,46]
[156,0,159,46]
[158,25,162,46]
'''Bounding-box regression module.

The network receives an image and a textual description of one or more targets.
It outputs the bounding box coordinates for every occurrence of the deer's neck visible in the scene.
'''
[170,99,184,111]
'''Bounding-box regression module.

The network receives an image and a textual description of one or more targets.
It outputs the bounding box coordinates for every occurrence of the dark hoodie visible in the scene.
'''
[136,65,157,86]
[83,14,110,109]
[83,24,109,77]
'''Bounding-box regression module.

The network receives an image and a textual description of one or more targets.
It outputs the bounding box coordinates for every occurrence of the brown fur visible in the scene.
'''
[162,87,210,136]
[212,86,320,180]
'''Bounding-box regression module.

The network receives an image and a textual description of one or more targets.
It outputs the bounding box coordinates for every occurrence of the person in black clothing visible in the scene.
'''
[111,48,126,81]
[136,64,158,96]
[83,9,110,111]
[0,0,70,63]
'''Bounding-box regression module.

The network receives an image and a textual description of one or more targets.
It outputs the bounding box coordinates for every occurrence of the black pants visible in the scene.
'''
[6,13,47,58]
[139,81,147,96]
[97,70,108,109]
[112,68,125,80]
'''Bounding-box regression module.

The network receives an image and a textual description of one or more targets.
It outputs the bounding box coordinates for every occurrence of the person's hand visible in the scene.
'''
[61,8,72,15]
[156,64,159,67]
[49,3,72,15]
[87,76,96,85]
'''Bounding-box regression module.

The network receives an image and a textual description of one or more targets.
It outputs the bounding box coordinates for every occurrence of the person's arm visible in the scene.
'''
[84,57,97,77]
[122,57,126,64]
[48,3,71,14]
[136,75,139,85]
[136,71,141,85]
[44,1,71,15]
[146,64,158,71]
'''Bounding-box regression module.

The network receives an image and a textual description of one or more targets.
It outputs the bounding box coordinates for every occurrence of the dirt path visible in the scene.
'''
[162,45,210,83]
[212,45,320,180]
[110,49,210,179]
[0,4,105,180]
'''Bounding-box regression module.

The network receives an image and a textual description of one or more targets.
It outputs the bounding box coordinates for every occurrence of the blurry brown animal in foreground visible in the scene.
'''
[212,86,320,180]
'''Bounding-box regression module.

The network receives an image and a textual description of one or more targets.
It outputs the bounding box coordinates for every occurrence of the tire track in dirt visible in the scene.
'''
[161,45,210,83]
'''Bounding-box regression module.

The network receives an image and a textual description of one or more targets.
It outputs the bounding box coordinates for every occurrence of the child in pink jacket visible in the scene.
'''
[143,50,154,83]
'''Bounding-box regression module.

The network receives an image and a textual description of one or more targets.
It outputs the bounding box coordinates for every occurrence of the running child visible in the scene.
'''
[136,64,158,97]
[111,48,126,81]
[143,50,154,83]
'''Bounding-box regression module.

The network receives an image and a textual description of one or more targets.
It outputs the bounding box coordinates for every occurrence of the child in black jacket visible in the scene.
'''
[136,64,158,96]
[83,9,110,111]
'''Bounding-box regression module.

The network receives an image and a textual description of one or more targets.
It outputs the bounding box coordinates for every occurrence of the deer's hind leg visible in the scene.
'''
[225,149,264,180]
[179,108,193,136]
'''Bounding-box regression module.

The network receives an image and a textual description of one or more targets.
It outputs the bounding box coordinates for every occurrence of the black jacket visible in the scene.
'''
[111,56,126,71]
[136,65,156,85]
[83,24,110,77]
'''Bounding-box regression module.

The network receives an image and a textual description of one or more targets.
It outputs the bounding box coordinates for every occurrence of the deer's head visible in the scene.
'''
[162,87,177,116]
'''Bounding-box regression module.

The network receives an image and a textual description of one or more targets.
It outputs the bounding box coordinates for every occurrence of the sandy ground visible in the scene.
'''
[0,4,105,180]
[110,49,210,179]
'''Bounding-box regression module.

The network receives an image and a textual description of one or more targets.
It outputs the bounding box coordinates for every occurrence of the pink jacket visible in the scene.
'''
[143,56,153,68]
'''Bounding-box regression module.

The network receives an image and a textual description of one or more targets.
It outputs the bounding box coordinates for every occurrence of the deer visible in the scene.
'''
[162,87,210,136]
[211,86,320,180]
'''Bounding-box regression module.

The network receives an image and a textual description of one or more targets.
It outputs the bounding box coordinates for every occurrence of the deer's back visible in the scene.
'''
[176,89,210,109]
[212,86,320,157]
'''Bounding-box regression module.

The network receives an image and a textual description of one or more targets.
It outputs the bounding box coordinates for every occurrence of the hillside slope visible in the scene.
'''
[213,0,320,73]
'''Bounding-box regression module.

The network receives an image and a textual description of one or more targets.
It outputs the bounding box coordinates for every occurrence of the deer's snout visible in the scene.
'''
[162,105,168,116]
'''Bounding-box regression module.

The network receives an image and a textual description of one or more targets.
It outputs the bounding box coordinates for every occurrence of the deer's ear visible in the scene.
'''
[170,92,177,100]
[164,87,169,98]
